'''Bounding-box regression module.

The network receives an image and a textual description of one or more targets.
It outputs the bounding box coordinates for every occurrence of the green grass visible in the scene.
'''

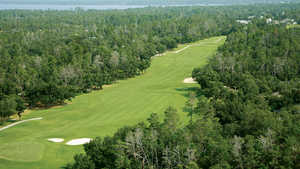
[0,36,225,169]
[0,142,45,162]
[287,24,300,29]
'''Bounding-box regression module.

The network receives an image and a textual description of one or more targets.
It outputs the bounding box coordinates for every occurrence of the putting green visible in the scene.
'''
[0,36,225,169]
[0,142,45,162]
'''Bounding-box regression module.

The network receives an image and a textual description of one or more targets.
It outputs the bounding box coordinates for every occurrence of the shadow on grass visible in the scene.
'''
[0,118,18,126]
[182,105,192,113]
[7,119,17,122]
[175,87,199,98]
[175,87,207,113]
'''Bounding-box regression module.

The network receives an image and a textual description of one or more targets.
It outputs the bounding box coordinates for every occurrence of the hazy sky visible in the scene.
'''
[0,0,297,5]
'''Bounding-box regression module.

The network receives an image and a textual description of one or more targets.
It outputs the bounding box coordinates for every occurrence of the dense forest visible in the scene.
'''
[66,20,300,169]
[0,3,300,169]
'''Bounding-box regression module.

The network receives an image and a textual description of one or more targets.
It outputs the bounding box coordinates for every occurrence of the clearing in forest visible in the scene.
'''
[0,36,225,169]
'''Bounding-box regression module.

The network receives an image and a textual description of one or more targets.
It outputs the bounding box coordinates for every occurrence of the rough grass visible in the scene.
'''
[0,36,226,169]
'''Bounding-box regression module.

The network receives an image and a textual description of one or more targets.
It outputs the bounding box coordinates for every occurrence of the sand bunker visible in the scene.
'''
[47,138,64,143]
[66,138,92,145]
[183,77,197,84]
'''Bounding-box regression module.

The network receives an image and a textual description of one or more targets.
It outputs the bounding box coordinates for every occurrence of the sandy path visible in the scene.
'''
[214,37,223,43]
[173,45,191,54]
[0,117,43,132]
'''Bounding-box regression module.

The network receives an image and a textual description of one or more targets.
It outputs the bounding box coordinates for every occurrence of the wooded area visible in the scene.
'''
[64,4,300,169]
[66,22,300,169]
[0,3,299,169]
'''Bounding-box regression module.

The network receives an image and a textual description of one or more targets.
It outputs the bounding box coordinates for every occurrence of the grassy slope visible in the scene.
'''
[0,36,225,169]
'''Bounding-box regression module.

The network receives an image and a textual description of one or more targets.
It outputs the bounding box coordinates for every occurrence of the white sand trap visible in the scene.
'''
[66,138,92,145]
[183,77,197,84]
[48,138,64,143]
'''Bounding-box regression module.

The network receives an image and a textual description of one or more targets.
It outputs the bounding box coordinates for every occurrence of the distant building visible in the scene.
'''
[264,17,297,25]
[281,18,290,24]
[248,16,255,19]
[280,18,295,24]
[236,20,250,24]
[274,20,280,24]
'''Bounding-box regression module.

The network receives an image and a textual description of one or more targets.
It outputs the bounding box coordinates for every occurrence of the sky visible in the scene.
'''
[0,0,297,5]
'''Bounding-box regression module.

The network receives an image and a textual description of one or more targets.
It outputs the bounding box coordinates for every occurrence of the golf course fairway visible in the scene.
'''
[0,36,225,169]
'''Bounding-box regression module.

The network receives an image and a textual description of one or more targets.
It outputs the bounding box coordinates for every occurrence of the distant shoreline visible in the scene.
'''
[0,3,226,10]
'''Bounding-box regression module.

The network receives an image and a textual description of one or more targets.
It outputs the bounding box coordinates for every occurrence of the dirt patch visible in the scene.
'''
[103,84,113,88]
[183,77,197,84]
